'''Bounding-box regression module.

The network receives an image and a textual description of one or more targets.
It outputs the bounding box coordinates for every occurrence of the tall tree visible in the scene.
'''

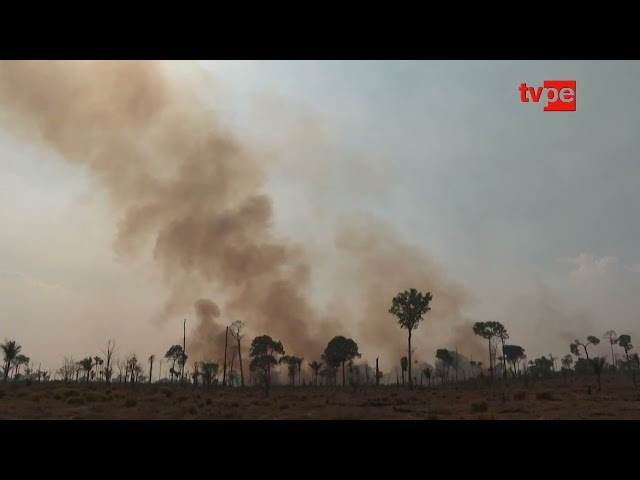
[182,319,186,385]
[249,335,285,395]
[435,349,453,383]
[400,356,408,385]
[1,339,21,382]
[571,336,600,360]
[79,357,93,383]
[229,320,245,386]
[296,357,304,385]
[101,339,116,385]
[309,361,323,385]
[494,324,509,380]
[472,322,504,380]
[148,355,155,384]
[389,288,433,388]
[200,362,219,386]
[561,354,573,370]
[423,367,432,387]
[13,354,29,379]
[503,345,525,377]
[618,335,633,369]
[590,357,606,390]
[164,345,185,384]
[322,336,361,387]
[603,330,618,369]
[93,356,102,382]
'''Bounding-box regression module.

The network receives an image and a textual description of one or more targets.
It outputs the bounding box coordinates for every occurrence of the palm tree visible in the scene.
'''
[13,355,29,380]
[603,330,618,370]
[79,358,93,383]
[1,340,22,382]
[93,356,102,381]
[308,361,323,385]
[148,355,155,384]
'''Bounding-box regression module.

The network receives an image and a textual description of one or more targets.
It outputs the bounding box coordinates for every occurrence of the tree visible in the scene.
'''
[571,336,600,360]
[561,354,573,370]
[590,357,606,390]
[126,354,141,384]
[79,357,93,383]
[229,320,246,387]
[494,324,509,380]
[148,355,155,384]
[603,330,618,369]
[279,355,298,385]
[400,356,408,385]
[503,345,525,377]
[389,288,433,388]
[296,357,304,385]
[435,349,453,383]
[13,354,29,380]
[200,362,219,386]
[472,322,504,380]
[618,335,633,369]
[93,356,102,382]
[58,357,75,383]
[322,336,361,387]
[165,345,185,384]
[423,367,432,387]
[1,339,21,382]
[249,335,285,395]
[101,339,116,384]
[309,361,323,385]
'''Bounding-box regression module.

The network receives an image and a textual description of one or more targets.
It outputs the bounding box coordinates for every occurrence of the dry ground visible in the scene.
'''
[1,376,639,419]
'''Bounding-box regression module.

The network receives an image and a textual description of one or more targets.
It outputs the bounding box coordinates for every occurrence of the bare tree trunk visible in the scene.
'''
[407,329,413,388]
[501,338,507,381]
[342,361,346,386]
[375,358,380,386]
[610,341,616,370]
[488,338,494,380]
[182,319,186,385]
[237,338,244,386]
[222,326,228,387]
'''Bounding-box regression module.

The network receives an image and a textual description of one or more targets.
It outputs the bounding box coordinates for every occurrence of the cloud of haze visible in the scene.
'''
[0,60,480,374]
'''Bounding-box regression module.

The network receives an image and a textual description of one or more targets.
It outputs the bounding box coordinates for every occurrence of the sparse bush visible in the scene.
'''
[514,391,526,401]
[53,393,61,400]
[471,401,488,413]
[206,398,212,406]
[188,406,197,415]
[67,397,85,406]
[0,391,5,399]
[125,398,137,408]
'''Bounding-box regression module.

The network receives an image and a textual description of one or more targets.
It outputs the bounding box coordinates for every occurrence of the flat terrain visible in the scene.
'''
[1,376,639,419]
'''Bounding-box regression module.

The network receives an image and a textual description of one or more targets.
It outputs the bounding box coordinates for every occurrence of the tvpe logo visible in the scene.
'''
[519,80,576,112]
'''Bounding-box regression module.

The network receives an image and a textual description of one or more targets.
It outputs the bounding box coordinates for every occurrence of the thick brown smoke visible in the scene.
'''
[0,60,479,369]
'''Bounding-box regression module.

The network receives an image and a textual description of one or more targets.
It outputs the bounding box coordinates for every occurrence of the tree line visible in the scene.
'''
[2,288,638,392]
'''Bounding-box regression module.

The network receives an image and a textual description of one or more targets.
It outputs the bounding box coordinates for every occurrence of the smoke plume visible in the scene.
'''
[0,60,476,368]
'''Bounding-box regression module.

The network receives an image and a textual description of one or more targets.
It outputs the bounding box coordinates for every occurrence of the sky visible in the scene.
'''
[1,60,639,375]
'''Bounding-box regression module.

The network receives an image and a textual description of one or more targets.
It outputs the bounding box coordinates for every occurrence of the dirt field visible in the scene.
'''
[1,376,639,419]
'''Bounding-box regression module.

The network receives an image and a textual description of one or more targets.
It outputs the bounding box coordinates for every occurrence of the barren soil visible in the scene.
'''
[1,376,639,419]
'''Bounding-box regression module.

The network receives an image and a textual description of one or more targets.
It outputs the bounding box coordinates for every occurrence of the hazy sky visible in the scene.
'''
[1,60,639,374]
